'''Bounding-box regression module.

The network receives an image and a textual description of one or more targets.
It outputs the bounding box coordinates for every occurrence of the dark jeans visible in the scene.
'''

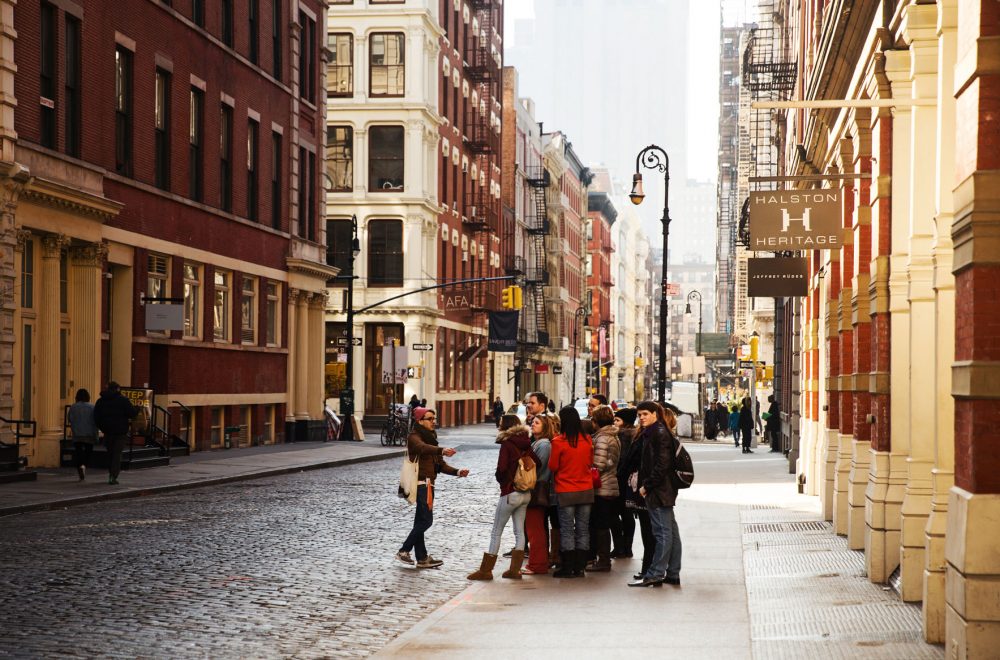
[637,509,654,575]
[72,441,94,469]
[400,484,433,560]
[732,427,741,447]
[611,496,635,554]
[105,434,127,480]
[741,427,753,450]
[645,505,682,581]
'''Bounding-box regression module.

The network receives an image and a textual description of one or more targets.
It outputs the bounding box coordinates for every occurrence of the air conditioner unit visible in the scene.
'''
[555,336,570,351]
[462,250,468,263]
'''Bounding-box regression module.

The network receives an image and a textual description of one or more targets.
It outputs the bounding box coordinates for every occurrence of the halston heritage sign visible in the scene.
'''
[749,189,844,250]
[747,257,809,297]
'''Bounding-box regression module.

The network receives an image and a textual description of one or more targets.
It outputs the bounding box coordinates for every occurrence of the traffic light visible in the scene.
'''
[511,285,523,310]
[500,286,513,309]
[750,334,760,362]
[600,366,608,377]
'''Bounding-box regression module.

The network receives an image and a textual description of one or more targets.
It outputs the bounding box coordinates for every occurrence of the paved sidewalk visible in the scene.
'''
[376,443,943,660]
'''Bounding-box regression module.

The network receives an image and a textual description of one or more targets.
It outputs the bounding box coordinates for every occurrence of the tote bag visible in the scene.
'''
[398,453,419,504]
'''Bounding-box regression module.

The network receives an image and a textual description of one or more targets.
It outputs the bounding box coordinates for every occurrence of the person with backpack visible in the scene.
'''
[587,405,620,572]
[523,414,557,575]
[548,406,595,578]
[467,415,540,581]
[629,401,683,588]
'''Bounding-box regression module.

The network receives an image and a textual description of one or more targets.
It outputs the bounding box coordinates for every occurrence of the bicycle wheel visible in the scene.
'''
[393,420,407,446]
[380,423,391,446]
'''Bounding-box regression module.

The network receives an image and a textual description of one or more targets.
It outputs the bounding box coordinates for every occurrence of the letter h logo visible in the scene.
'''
[781,207,811,232]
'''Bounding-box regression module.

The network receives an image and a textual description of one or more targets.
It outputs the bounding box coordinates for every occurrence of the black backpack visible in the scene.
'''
[670,438,694,490]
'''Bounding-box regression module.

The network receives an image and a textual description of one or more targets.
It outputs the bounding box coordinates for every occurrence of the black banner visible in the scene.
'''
[488,311,520,352]
[747,257,809,297]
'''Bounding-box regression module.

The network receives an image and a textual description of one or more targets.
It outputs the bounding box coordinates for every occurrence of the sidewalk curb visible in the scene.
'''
[375,581,488,658]
[0,448,405,518]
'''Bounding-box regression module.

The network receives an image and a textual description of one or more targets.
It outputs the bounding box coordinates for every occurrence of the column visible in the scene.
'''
[69,243,106,403]
[865,69,896,583]
[307,291,325,419]
[945,0,1000,656]
[901,4,939,602]
[923,0,957,642]
[37,233,68,466]
[0,178,24,445]
[295,291,310,419]
[827,248,849,535]
[286,288,299,422]
[884,47,913,589]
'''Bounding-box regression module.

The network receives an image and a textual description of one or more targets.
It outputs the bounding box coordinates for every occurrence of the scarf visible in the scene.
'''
[413,423,438,446]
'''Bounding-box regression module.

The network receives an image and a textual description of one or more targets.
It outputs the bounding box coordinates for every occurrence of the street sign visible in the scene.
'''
[739,360,766,369]
[412,343,434,351]
[553,366,563,375]
[749,189,844,250]
[337,337,363,346]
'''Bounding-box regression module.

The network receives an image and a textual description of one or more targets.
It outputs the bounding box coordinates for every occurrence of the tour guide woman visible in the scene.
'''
[396,407,469,569]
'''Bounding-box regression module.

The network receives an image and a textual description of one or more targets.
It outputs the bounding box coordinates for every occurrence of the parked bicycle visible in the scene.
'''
[380,405,412,447]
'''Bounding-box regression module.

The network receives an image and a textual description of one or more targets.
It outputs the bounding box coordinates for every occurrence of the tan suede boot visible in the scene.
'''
[502,549,525,579]
[467,553,497,580]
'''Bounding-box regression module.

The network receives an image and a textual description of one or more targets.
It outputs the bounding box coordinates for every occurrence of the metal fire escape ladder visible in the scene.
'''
[522,166,551,347]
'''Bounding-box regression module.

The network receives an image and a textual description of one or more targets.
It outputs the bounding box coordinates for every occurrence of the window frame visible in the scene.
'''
[240,276,257,345]
[182,262,202,340]
[325,218,353,278]
[147,253,170,336]
[271,131,282,230]
[40,2,57,149]
[220,104,233,212]
[210,407,224,447]
[192,0,204,26]
[298,12,316,103]
[247,119,259,221]
[115,46,134,176]
[368,125,404,193]
[248,0,259,64]
[367,219,404,287]
[64,15,81,157]
[221,0,234,47]
[326,125,353,192]
[265,281,280,347]
[272,0,282,81]
[154,68,171,190]
[189,87,204,201]
[213,269,231,342]
[369,33,405,98]
[328,33,353,97]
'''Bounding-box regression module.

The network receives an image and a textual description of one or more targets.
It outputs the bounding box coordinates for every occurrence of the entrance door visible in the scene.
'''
[364,323,404,415]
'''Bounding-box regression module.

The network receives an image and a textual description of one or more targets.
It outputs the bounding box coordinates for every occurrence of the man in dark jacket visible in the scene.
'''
[93,382,138,485]
[739,396,755,453]
[630,402,682,588]
[765,395,781,451]
[492,397,505,427]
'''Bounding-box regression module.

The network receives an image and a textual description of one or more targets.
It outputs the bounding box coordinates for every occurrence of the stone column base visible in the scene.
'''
[901,458,934,601]
[833,432,852,536]
[848,438,872,550]
[866,449,899,583]
[822,427,837,521]
[945,487,1000,659]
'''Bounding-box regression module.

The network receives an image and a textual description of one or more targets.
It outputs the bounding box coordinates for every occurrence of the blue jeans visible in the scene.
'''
[645,505,681,580]
[557,503,592,551]
[732,427,741,447]
[488,491,531,555]
[400,484,433,560]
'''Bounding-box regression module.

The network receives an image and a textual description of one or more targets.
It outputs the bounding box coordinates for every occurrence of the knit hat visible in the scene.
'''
[614,408,638,427]
[413,407,432,422]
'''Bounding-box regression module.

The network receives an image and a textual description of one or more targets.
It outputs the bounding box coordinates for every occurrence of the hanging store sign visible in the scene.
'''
[747,257,809,297]
[488,311,519,353]
[380,345,408,384]
[749,189,844,250]
[441,288,474,311]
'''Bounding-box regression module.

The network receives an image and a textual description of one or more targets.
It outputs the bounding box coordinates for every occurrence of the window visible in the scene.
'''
[263,405,274,443]
[326,219,353,276]
[115,47,133,175]
[328,33,353,96]
[192,0,204,26]
[272,0,282,81]
[585,254,592,277]
[370,33,404,97]
[183,263,201,339]
[154,69,171,190]
[368,126,404,192]
[214,270,230,341]
[326,126,352,191]
[20,238,33,308]
[241,405,252,446]
[247,119,259,221]
[368,220,403,286]
[271,132,282,229]
[265,281,279,346]
[221,0,233,47]
[147,253,169,299]
[248,0,259,64]
[59,252,68,313]
[189,88,204,201]
[241,276,257,344]
[298,147,307,237]
[40,3,57,149]
[210,407,223,447]
[220,104,233,212]
[298,12,316,102]
[64,16,81,157]
[297,148,315,240]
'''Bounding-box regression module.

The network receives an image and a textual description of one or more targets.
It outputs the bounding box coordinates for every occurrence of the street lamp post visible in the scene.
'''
[633,345,642,403]
[571,306,588,401]
[341,215,361,441]
[630,145,671,405]
[686,290,704,416]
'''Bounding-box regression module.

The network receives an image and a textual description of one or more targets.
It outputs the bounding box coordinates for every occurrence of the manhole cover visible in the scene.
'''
[744,521,831,534]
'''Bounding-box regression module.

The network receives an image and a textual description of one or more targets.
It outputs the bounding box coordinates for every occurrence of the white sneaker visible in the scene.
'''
[396,551,415,565]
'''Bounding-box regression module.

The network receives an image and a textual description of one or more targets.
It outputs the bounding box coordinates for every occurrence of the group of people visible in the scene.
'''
[703,395,780,454]
[66,382,139,484]
[395,391,684,588]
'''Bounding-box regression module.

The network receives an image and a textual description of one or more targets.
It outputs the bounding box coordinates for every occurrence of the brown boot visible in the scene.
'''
[502,549,525,579]
[587,532,612,572]
[467,553,497,581]
[549,529,561,568]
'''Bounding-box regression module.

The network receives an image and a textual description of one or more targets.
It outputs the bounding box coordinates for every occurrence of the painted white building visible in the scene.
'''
[610,202,652,403]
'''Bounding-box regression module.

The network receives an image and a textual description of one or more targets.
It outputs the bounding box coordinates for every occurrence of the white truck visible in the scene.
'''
[668,382,700,416]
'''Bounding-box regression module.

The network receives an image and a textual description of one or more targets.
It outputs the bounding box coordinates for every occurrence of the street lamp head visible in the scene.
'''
[685,302,692,315]
[351,237,361,256]
[629,173,645,205]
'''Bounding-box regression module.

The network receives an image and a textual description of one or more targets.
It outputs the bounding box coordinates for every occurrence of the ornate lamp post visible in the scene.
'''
[571,305,588,401]
[341,215,361,441]
[685,290,703,355]
[630,145,671,404]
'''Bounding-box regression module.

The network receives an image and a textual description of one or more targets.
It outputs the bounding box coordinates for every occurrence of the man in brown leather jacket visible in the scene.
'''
[396,407,469,568]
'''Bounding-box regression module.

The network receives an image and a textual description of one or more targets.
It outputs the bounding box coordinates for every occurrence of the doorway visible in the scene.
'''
[364,323,404,415]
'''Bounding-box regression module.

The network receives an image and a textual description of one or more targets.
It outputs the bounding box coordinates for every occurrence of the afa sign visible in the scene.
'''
[749,189,844,250]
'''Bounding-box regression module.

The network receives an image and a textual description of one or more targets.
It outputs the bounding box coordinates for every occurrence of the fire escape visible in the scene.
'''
[519,166,551,346]
[464,0,501,311]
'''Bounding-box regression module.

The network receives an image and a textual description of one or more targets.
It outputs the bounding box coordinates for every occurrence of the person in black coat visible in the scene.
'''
[629,401,682,588]
[739,396,755,454]
[93,382,138,485]
[611,408,638,558]
[765,395,781,449]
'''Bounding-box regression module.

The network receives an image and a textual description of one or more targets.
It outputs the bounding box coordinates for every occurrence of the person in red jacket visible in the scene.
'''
[467,415,540,581]
[548,406,595,578]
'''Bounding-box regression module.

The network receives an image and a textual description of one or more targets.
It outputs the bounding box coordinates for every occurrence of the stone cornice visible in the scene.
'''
[952,361,1000,399]
[22,175,122,222]
[286,256,339,282]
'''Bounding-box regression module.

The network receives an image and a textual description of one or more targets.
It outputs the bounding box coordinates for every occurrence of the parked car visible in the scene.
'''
[506,403,527,424]
[612,399,629,411]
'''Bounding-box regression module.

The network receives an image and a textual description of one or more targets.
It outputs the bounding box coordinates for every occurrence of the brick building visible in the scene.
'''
[586,188,615,397]
[3,0,332,467]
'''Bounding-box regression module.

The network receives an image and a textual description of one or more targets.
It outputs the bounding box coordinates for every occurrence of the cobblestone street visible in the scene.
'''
[0,426,502,659]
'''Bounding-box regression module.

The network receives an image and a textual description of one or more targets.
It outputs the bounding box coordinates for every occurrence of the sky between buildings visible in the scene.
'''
[504,0,722,264]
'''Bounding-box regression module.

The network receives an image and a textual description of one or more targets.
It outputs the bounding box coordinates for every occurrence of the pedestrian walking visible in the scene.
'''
[765,395,781,449]
[492,396,505,427]
[586,405,619,572]
[67,388,97,481]
[610,407,637,559]
[396,407,469,569]
[704,400,718,440]
[548,406,595,578]
[739,396,755,454]
[716,401,729,438]
[522,414,557,575]
[629,401,683,588]
[93,382,137,485]
[729,403,741,448]
[468,415,539,581]
[408,394,420,412]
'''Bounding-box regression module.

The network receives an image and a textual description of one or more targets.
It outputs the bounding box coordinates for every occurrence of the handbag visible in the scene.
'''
[398,453,419,504]
[624,471,646,511]
[590,466,602,489]
[529,478,550,507]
